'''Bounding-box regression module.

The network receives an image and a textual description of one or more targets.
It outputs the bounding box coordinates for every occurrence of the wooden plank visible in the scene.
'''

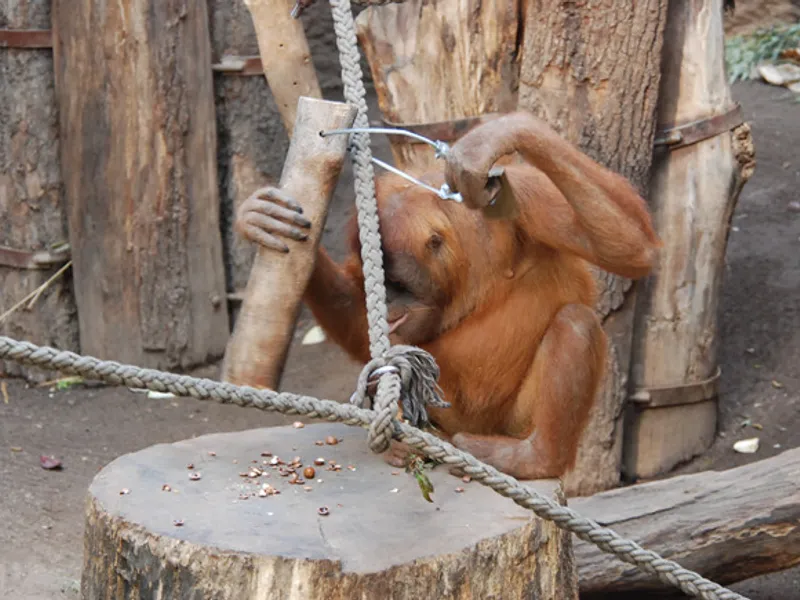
[0,0,79,383]
[51,0,229,371]
[572,448,800,595]
[625,0,755,479]
[207,0,293,320]
[243,0,323,136]
[220,97,356,389]
[517,0,669,497]
[82,423,577,599]
[355,0,520,173]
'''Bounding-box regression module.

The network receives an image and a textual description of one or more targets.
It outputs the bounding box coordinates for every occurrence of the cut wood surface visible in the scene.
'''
[355,0,519,172]
[221,98,356,389]
[52,0,230,371]
[244,0,323,136]
[208,0,292,311]
[626,0,756,479]
[82,423,577,599]
[517,0,669,497]
[0,0,79,382]
[572,447,800,596]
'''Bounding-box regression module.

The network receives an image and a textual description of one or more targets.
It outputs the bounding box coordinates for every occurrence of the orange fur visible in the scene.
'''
[302,111,660,480]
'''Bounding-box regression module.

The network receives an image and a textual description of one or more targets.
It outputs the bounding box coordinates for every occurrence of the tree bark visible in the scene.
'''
[221,98,357,390]
[243,0,323,136]
[572,447,800,596]
[355,0,520,173]
[0,0,79,383]
[207,0,293,320]
[517,0,669,496]
[82,423,577,599]
[51,0,230,371]
[625,0,757,480]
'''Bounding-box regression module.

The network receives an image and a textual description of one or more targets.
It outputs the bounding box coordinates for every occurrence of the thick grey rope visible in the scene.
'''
[0,335,746,600]
[329,0,409,454]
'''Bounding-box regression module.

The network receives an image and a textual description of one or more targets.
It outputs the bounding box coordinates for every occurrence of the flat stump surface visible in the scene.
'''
[82,423,577,599]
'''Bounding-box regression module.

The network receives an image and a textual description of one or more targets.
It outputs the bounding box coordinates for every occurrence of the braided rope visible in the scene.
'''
[0,335,747,600]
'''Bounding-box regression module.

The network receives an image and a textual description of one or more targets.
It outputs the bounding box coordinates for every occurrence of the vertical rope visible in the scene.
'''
[329,0,390,359]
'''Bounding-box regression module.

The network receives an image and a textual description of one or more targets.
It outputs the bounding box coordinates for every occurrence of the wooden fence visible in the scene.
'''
[0,0,345,380]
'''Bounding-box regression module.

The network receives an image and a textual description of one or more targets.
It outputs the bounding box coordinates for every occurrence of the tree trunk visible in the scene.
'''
[355,0,520,173]
[221,98,356,390]
[572,447,800,596]
[624,0,756,480]
[207,0,293,322]
[51,0,230,371]
[81,423,577,599]
[0,1,79,383]
[517,0,669,496]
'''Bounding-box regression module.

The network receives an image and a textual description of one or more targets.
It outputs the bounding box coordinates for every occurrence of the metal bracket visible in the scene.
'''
[629,367,722,408]
[378,113,505,144]
[0,29,52,49]
[0,244,71,270]
[211,55,264,77]
[654,104,744,151]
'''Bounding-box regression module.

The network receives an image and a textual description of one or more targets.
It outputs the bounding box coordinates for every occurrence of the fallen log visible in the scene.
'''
[572,447,800,596]
[220,97,356,389]
[82,423,578,599]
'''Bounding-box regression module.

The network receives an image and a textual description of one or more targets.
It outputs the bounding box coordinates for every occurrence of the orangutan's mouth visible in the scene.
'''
[388,312,409,334]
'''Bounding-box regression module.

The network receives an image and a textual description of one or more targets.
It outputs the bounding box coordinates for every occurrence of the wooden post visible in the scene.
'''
[81,423,577,599]
[624,0,756,480]
[207,0,293,319]
[355,0,519,173]
[517,0,669,496]
[220,97,357,389]
[0,2,79,383]
[243,0,323,136]
[52,0,230,371]
[573,448,800,596]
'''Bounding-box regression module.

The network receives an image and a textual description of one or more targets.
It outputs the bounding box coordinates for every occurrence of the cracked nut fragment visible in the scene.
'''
[188,472,202,481]
[318,506,330,516]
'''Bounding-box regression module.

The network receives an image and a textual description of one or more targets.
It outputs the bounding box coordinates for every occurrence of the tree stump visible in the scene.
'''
[82,423,577,599]
[625,0,756,480]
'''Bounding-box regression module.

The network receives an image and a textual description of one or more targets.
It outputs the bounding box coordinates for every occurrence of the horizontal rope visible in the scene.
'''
[0,335,747,600]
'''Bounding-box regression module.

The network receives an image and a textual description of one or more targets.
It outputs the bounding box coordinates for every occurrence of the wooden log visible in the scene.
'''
[207,0,293,321]
[517,0,669,497]
[51,0,230,371]
[572,447,800,596]
[0,0,79,383]
[81,422,577,599]
[220,98,357,389]
[243,0,323,136]
[355,0,519,173]
[625,0,756,480]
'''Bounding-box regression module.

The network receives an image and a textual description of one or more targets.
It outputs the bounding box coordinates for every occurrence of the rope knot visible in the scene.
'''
[350,345,449,453]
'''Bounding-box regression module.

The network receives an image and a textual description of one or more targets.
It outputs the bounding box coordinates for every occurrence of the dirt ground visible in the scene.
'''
[1,80,798,599]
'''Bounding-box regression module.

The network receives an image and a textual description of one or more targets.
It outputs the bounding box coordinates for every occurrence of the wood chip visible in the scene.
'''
[733,438,760,454]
